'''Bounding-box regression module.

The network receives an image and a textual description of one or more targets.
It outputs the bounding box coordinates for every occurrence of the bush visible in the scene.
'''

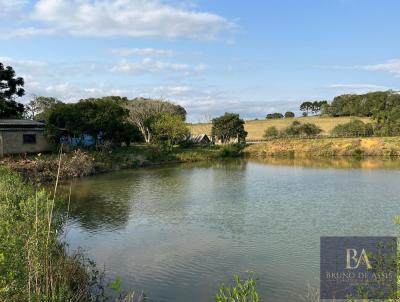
[331,119,375,137]
[263,126,279,139]
[34,149,96,180]
[284,111,295,118]
[216,274,259,302]
[283,121,322,137]
[219,144,245,157]
[266,113,283,119]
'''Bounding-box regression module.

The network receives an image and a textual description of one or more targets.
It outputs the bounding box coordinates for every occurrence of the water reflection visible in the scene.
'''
[60,158,400,302]
[252,156,400,170]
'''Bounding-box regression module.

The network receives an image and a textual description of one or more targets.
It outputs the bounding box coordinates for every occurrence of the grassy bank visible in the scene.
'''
[246,137,400,158]
[189,116,373,141]
[0,144,244,182]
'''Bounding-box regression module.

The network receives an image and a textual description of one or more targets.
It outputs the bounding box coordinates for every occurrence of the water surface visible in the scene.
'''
[63,158,400,301]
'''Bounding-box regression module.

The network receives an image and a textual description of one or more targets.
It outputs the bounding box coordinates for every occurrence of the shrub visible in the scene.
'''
[219,144,245,157]
[263,126,279,139]
[266,113,283,119]
[283,121,322,137]
[216,274,259,302]
[284,111,295,118]
[34,149,96,180]
[331,119,375,137]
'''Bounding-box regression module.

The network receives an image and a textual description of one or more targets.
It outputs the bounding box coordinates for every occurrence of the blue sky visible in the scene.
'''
[1,0,400,121]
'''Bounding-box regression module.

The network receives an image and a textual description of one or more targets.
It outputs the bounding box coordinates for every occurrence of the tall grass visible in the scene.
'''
[0,164,105,301]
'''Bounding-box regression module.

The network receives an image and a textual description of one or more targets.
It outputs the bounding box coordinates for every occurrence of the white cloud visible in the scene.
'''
[0,57,47,69]
[325,59,400,77]
[329,84,389,90]
[327,83,396,95]
[30,0,234,39]
[111,58,207,74]
[0,57,49,78]
[0,27,55,39]
[0,0,28,16]
[110,48,175,57]
[364,59,400,75]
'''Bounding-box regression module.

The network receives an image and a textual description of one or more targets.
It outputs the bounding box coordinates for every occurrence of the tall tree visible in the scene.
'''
[26,96,62,120]
[124,98,187,143]
[211,113,247,144]
[0,100,25,119]
[300,101,313,116]
[0,62,25,118]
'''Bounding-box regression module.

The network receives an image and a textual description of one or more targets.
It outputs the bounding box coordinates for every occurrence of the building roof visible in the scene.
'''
[188,134,211,144]
[0,120,46,131]
[0,119,45,127]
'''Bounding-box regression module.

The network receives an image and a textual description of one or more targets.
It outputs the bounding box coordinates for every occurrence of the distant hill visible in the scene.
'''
[188,116,373,141]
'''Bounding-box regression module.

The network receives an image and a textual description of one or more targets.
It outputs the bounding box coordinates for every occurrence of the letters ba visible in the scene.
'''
[320,236,397,299]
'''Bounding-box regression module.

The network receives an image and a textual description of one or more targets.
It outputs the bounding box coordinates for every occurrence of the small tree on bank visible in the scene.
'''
[125,98,186,143]
[148,112,189,150]
[211,113,247,144]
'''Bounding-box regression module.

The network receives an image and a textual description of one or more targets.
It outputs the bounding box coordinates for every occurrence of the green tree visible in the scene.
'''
[300,101,313,116]
[0,62,25,118]
[266,113,284,119]
[284,111,295,118]
[0,62,24,101]
[263,126,279,139]
[26,96,62,120]
[311,100,327,115]
[331,119,375,137]
[283,121,322,137]
[125,98,187,143]
[211,113,248,144]
[148,112,189,149]
[46,97,141,146]
[0,99,25,119]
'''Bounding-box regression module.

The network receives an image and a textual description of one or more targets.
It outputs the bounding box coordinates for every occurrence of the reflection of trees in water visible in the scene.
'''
[57,176,134,232]
[252,157,400,170]
[180,158,248,170]
[182,161,251,239]
[56,161,252,236]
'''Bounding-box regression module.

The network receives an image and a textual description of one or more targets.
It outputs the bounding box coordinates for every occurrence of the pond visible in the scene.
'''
[63,158,400,302]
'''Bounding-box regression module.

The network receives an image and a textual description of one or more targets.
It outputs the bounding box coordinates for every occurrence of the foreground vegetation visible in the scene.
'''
[1,144,245,181]
[0,166,104,301]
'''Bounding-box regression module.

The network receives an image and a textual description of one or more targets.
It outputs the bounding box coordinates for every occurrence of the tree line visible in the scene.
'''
[319,91,400,136]
[1,61,248,148]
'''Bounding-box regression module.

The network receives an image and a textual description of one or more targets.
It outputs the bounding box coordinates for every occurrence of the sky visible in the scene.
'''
[1,0,400,121]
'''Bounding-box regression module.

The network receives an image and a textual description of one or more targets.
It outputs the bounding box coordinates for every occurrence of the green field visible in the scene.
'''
[189,116,373,141]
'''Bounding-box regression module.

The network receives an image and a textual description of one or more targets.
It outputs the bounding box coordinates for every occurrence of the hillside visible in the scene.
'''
[189,116,373,141]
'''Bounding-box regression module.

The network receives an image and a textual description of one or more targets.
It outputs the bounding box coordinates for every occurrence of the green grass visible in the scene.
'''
[0,166,104,301]
[189,116,373,141]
